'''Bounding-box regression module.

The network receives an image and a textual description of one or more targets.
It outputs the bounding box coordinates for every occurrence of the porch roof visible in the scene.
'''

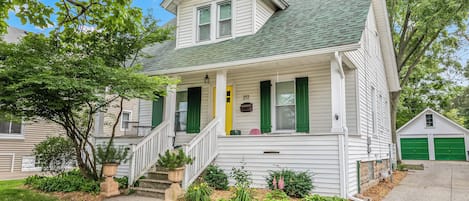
[142,0,371,74]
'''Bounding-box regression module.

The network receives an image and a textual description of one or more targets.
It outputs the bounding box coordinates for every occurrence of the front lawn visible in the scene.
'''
[0,179,58,201]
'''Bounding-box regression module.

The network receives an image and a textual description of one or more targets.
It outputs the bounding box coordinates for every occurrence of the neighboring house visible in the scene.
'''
[0,27,64,173]
[102,0,400,199]
[397,108,469,161]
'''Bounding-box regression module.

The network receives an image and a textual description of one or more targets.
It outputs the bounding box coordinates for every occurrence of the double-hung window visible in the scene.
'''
[175,91,188,132]
[275,81,296,131]
[217,1,232,38]
[0,120,22,135]
[121,111,131,131]
[197,6,211,41]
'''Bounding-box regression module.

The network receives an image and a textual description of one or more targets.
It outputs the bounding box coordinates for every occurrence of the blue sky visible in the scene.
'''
[7,0,175,34]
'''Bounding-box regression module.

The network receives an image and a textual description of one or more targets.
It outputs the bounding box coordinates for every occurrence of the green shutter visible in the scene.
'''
[151,98,164,128]
[186,87,202,133]
[260,80,271,133]
[295,77,309,132]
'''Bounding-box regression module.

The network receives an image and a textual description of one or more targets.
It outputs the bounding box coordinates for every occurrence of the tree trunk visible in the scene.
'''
[390,90,401,163]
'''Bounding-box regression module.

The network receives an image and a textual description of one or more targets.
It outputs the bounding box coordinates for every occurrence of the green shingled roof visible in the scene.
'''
[142,0,371,73]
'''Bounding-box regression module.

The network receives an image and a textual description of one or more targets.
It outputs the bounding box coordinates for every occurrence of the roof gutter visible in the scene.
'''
[146,43,361,75]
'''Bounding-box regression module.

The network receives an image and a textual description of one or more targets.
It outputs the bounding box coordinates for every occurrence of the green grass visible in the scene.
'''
[0,179,58,201]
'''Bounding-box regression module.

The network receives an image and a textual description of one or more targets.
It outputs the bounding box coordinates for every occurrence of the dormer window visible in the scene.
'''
[197,6,211,41]
[217,1,232,38]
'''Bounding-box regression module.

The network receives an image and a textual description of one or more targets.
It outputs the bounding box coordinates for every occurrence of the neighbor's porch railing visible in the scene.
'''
[182,118,220,188]
[128,120,173,185]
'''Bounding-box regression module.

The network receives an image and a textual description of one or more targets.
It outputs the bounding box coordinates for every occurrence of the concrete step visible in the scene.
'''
[138,179,172,189]
[131,187,165,199]
[147,171,169,180]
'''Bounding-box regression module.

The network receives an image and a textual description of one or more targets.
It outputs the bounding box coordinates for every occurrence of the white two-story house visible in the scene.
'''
[113,0,400,198]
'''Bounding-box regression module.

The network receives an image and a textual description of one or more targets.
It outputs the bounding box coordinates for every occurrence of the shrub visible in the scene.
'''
[114,176,129,189]
[33,136,76,173]
[302,194,348,201]
[185,182,213,201]
[203,165,229,190]
[157,149,194,170]
[96,143,129,164]
[231,164,252,187]
[263,190,290,201]
[231,184,253,201]
[267,169,313,198]
[25,170,100,193]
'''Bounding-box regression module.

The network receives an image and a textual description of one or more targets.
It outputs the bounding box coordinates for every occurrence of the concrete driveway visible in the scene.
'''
[384,160,469,201]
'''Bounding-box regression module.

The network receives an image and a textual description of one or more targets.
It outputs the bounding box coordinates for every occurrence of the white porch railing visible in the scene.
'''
[128,120,173,185]
[182,118,220,188]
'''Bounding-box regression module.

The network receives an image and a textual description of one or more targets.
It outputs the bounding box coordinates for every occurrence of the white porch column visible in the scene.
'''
[215,70,227,136]
[164,85,177,135]
[330,52,346,133]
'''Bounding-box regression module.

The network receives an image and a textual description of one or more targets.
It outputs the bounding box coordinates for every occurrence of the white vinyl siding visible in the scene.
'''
[138,100,152,134]
[215,135,341,196]
[344,5,392,195]
[254,0,275,32]
[234,0,253,37]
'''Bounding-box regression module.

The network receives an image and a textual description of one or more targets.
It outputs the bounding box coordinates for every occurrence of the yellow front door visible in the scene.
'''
[212,86,233,135]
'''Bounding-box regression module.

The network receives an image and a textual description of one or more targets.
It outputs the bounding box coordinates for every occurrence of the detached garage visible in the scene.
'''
[397,108,469,161]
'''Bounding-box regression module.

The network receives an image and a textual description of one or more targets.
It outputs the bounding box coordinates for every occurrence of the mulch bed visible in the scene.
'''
[211,188,301,201]
[22,185,104,201]
[359,171,407,201]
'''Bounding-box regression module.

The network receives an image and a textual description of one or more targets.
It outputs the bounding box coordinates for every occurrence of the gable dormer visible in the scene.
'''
[161,0,288,49]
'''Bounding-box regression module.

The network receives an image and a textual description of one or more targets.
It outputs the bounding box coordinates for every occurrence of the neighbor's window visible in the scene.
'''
[425,114,434,127]
[0,120,22,135]
[121,111,131,130]
[371,87,376,134]
[175,91,188,131]
[275,81,295,131]
[197,6,211,41]
[217,1,232,38]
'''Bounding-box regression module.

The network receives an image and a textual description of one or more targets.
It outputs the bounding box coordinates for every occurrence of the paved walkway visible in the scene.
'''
[384,160,469,201]
[105,195,162,201]
[0,171,40,181]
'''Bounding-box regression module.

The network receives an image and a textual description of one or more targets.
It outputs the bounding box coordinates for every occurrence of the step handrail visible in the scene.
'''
[182,118,220,188]
[129,120,173,185]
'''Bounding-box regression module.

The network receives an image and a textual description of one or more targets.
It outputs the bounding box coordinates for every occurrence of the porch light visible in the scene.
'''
[204,74,210,84]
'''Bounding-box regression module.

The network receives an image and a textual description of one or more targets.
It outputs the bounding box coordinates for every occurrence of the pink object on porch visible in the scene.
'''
[249,129,261,135]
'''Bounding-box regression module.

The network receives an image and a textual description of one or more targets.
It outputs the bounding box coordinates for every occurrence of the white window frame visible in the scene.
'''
[197,5,211,42]
[271,78,296,133]
[0,120,24,139]
[425,114,434,128]
[193,0,234,45]
[175,90,188,133]
[216,1,232,38]
[120,110,132,131]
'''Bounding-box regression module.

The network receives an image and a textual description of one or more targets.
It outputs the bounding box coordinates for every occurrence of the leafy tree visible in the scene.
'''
[387,0,469,161]
[0,1,176,180]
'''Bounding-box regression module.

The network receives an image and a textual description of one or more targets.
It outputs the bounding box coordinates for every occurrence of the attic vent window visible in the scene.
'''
[197,6,211,41]
[425,114,434,127]
[217,1,232,38]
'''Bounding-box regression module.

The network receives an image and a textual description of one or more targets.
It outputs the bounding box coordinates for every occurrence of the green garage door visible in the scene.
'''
[434,138,466,161]
[401,138,429,160]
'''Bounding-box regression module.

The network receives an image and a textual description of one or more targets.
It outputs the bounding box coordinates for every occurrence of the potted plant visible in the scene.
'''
[157,149,194,182]
[96,143,129,197]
